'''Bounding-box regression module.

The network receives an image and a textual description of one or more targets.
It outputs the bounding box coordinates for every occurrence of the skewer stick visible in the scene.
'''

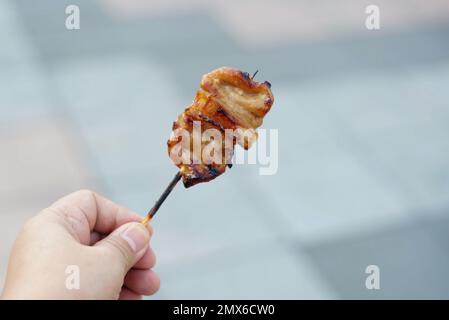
[141,171,182,225]
[142,70,259,225]
[251,70,259,79]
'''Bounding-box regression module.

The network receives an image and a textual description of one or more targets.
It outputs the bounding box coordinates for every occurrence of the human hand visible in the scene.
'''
[1,190,159,300]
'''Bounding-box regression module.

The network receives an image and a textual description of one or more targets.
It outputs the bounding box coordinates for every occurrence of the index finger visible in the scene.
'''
[48,189,146,243]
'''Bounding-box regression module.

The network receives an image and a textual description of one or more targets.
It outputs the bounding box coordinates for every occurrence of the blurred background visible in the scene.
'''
[1,0,449,299]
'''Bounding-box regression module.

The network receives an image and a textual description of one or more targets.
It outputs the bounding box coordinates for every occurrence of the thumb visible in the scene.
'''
[95,222,152,274]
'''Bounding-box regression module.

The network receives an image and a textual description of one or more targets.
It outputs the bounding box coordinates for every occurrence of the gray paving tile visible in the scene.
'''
[303,214,449,299]
[422,210,449,249]
[12,0,113,61]
[303,64,449,133]
[221,163,293,237]
[362,122,449,211]
[0,2,52,126]
[0,0,38,67]
[211,0,449,48]
[13,0,239,66]
[295,65,449,212]
[0,64,53,128]
[103,163,176,206]
[159,24,449,97]
[157,241,336,299]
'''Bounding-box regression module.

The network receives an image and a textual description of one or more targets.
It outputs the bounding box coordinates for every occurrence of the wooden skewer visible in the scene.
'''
[142,70,259,225]
[251,70,259,79]
[141,171,182,225]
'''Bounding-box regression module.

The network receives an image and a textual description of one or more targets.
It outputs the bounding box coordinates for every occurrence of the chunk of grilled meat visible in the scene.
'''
[168,67,274,187]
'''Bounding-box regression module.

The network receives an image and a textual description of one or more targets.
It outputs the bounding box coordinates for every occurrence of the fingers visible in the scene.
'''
[124,269,160,296]
[119,287,142,300]
[134,247,156,270]
[94,222,151,275]
[47,190,143,243]
[89,231,102,245]
[90,191,145,234]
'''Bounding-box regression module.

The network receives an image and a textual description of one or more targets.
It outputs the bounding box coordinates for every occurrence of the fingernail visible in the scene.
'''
[121,224,150,252]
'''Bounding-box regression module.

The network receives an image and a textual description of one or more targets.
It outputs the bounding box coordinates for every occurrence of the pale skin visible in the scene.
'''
[1,190,160,300]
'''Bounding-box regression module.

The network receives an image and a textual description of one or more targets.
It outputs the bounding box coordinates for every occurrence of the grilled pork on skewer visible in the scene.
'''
[168,67,274,187]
